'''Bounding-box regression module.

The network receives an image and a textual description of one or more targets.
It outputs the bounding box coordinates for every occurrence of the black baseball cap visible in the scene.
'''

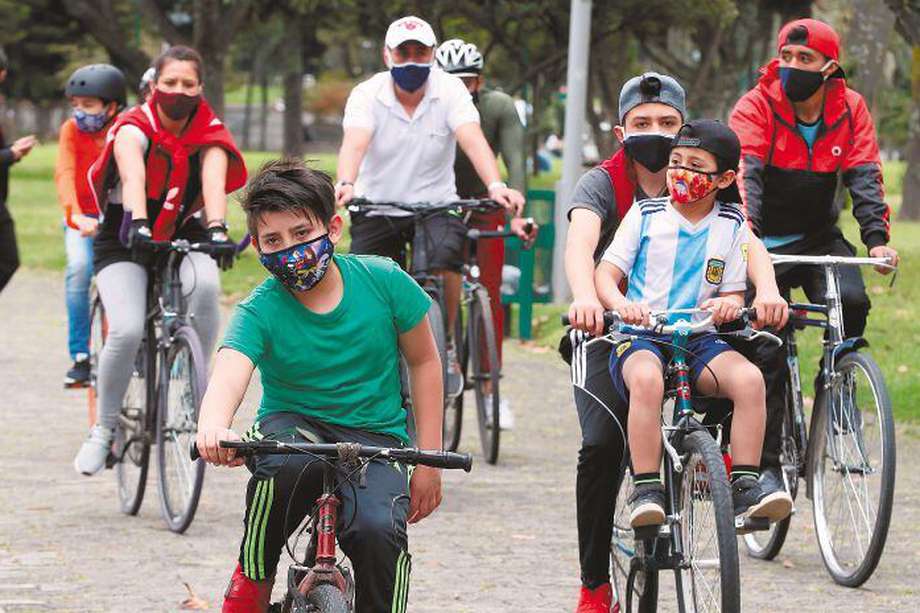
[671,119,742,201]
[671,119,741,173]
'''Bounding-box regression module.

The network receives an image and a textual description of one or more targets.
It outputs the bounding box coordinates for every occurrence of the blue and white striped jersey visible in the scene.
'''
[601,197,750,327]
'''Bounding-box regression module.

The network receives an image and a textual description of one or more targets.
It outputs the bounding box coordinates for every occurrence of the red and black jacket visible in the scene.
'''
[729,59,890,249]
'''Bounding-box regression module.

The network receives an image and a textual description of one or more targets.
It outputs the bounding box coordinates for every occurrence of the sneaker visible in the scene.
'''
[733,475,793,523]
[628,482,666,528]
[64,356,91,388]
[445,344,464,398]
[484,396,515,430]
[575,583,614,613]
[73,424,114,476]
[758,465,786,498]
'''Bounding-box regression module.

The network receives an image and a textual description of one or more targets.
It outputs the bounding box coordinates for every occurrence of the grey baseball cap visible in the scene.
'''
[618,72,686,124]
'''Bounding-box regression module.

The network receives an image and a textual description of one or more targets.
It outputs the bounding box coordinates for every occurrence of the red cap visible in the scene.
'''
[777,18,840,62]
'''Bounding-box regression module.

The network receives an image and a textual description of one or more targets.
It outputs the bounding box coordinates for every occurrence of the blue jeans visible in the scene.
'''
[64,226,94,360]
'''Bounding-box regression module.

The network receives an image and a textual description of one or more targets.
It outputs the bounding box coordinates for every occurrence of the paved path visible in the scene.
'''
[1,271,918,611]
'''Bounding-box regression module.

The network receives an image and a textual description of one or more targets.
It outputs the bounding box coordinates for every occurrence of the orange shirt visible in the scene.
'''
[54,117,109,226]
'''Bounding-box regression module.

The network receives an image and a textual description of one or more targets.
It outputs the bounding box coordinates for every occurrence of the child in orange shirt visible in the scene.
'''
[56,64,126,387]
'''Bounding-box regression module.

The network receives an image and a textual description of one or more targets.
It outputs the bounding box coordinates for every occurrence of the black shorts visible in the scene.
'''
[349,211,467,273]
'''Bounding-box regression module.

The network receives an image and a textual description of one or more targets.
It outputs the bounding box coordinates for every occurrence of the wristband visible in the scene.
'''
[487,181,507,192]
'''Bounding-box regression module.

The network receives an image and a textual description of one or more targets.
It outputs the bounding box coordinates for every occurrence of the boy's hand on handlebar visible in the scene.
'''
[615,301,651,327]
[752,289,788,329]
[489,185,525,216]
[408,465,442,524]
[335,183,355,208]
[196,427,245,467]
[568,297,606,336]
[869,245,899,274]
[702,296,742,326]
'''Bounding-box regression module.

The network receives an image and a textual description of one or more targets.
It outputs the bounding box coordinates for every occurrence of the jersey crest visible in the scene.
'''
[705,258,725,284]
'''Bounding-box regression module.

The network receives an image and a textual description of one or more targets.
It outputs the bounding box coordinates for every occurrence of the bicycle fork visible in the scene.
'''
[296,469,349,597]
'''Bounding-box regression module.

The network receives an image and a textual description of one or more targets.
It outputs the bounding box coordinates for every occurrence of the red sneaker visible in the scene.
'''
[576,583,615,612]
[222,563,274,613]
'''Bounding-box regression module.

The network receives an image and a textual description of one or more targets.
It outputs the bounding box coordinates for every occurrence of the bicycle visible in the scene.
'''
[444,218,535,463]
[565,307,781,613]
[742,254,897,588]
[98,238,236,533]
[190,439,472,612]
[346,198,502,448]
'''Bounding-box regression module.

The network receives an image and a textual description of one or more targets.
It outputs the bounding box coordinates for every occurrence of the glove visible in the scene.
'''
[127,218,152,252]
[207,223,236,271]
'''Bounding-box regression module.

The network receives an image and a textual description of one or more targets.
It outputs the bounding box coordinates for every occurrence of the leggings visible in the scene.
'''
[94,253,220,430]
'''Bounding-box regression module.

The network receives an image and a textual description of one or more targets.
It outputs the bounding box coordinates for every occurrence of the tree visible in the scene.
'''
[65,0,152,87]
[884,0,920,220]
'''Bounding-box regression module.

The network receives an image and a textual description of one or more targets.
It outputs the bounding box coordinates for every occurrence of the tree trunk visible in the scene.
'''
[900,46,920,220]
[845,0,896,110]
[242,59,256,150]
[202,54,226,118]
[282,15,305,157]
[259,73,269,152]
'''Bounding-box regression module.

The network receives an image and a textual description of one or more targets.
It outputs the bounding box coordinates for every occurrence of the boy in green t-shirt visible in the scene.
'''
[195,159,443,612]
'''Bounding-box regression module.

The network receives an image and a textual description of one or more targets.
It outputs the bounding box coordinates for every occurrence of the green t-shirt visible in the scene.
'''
[222,254,432,444]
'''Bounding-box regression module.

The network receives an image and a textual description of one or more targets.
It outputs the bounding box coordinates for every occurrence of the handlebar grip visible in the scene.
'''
[190,440,255,462]
[561,311,620,328]
[412,450,473,472]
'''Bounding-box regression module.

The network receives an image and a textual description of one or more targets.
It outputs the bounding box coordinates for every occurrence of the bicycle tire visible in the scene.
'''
[305,584,350,613]
[443,302,464,452]
[625,552,659,613]
[87,293,107,426]
[810,350,895,587]
[675,430,740,612]
[156,325,207,534]
[744,377,799,560]
[469,288,501,464]
[114,329,153,516]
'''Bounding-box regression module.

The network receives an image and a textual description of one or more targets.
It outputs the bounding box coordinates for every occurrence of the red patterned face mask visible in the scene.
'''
[667,165,719,205]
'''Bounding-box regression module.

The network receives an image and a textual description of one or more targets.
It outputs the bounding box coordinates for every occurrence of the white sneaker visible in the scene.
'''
[484,396,515,430]
[74,425,114,476]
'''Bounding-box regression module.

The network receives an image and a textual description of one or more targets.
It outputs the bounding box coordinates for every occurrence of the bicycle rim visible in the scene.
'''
[611,465,652,611]
[676,430,740,613]
[157,327,206,534]
[444,301,464,451]
[470,290,500,464]
[811,351,895,587]
[115,340,150,516]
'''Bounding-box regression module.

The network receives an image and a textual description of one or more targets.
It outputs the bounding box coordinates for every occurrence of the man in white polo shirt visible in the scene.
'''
[336,15,525,396]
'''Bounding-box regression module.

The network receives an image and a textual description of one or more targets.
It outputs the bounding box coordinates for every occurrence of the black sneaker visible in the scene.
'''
[64,358,91,388]
[628,482,666,528]
[733,475,792,523]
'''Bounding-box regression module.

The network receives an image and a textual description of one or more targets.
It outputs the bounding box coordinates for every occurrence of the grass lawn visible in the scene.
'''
[6,145,917,422]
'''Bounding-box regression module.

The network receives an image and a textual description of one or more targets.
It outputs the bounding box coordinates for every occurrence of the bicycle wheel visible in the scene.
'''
[469,288,500,464]
[810,350,895,587]
[114,331,152,516]
[674,430,740,613]
[443,301,464,451]
[87,294,107,427]
[744,378,800,560]
[611,466,658,613]
[306,584,350,613]
[156,325,207,534]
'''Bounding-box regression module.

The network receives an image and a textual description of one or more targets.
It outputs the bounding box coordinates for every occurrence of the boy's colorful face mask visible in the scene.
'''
[73,108,110,133]
[259,233,333,292]
[667,165,720,205]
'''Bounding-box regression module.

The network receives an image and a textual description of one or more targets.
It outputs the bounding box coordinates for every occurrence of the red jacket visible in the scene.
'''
[90,99,246,240]
[729,59,890,249]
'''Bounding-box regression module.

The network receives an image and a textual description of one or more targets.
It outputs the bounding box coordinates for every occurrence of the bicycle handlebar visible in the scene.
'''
[769,254,897,271]
[347,197,502,216]
[190,440,473,472]
[141,238,238,256]
[467,218,535,241]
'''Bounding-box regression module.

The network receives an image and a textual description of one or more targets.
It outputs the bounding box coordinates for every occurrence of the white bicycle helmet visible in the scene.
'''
[436,39,484,77]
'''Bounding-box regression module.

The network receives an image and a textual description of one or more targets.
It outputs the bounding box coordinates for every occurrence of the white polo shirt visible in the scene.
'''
[342,68,480,210]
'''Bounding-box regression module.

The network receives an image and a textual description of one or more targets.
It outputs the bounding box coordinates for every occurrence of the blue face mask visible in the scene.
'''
[259,234,334,292]
[73,108,110,133]
[390,62,431,93]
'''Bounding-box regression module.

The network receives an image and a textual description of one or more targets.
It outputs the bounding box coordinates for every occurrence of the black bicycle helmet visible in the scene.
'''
[65,64,127,108]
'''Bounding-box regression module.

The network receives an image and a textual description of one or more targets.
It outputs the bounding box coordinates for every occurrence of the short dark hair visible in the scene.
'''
[154,45,203,83]
[241,158,336,241]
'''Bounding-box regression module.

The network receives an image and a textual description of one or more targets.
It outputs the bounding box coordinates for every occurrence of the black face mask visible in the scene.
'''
[779,65,829,102]
[623,133,674,173]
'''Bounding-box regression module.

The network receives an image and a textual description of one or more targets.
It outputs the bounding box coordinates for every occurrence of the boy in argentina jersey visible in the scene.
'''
[595,120,792,530]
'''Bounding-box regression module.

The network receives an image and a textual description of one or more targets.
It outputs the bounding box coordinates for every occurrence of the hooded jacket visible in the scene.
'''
[729,58,890,249]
